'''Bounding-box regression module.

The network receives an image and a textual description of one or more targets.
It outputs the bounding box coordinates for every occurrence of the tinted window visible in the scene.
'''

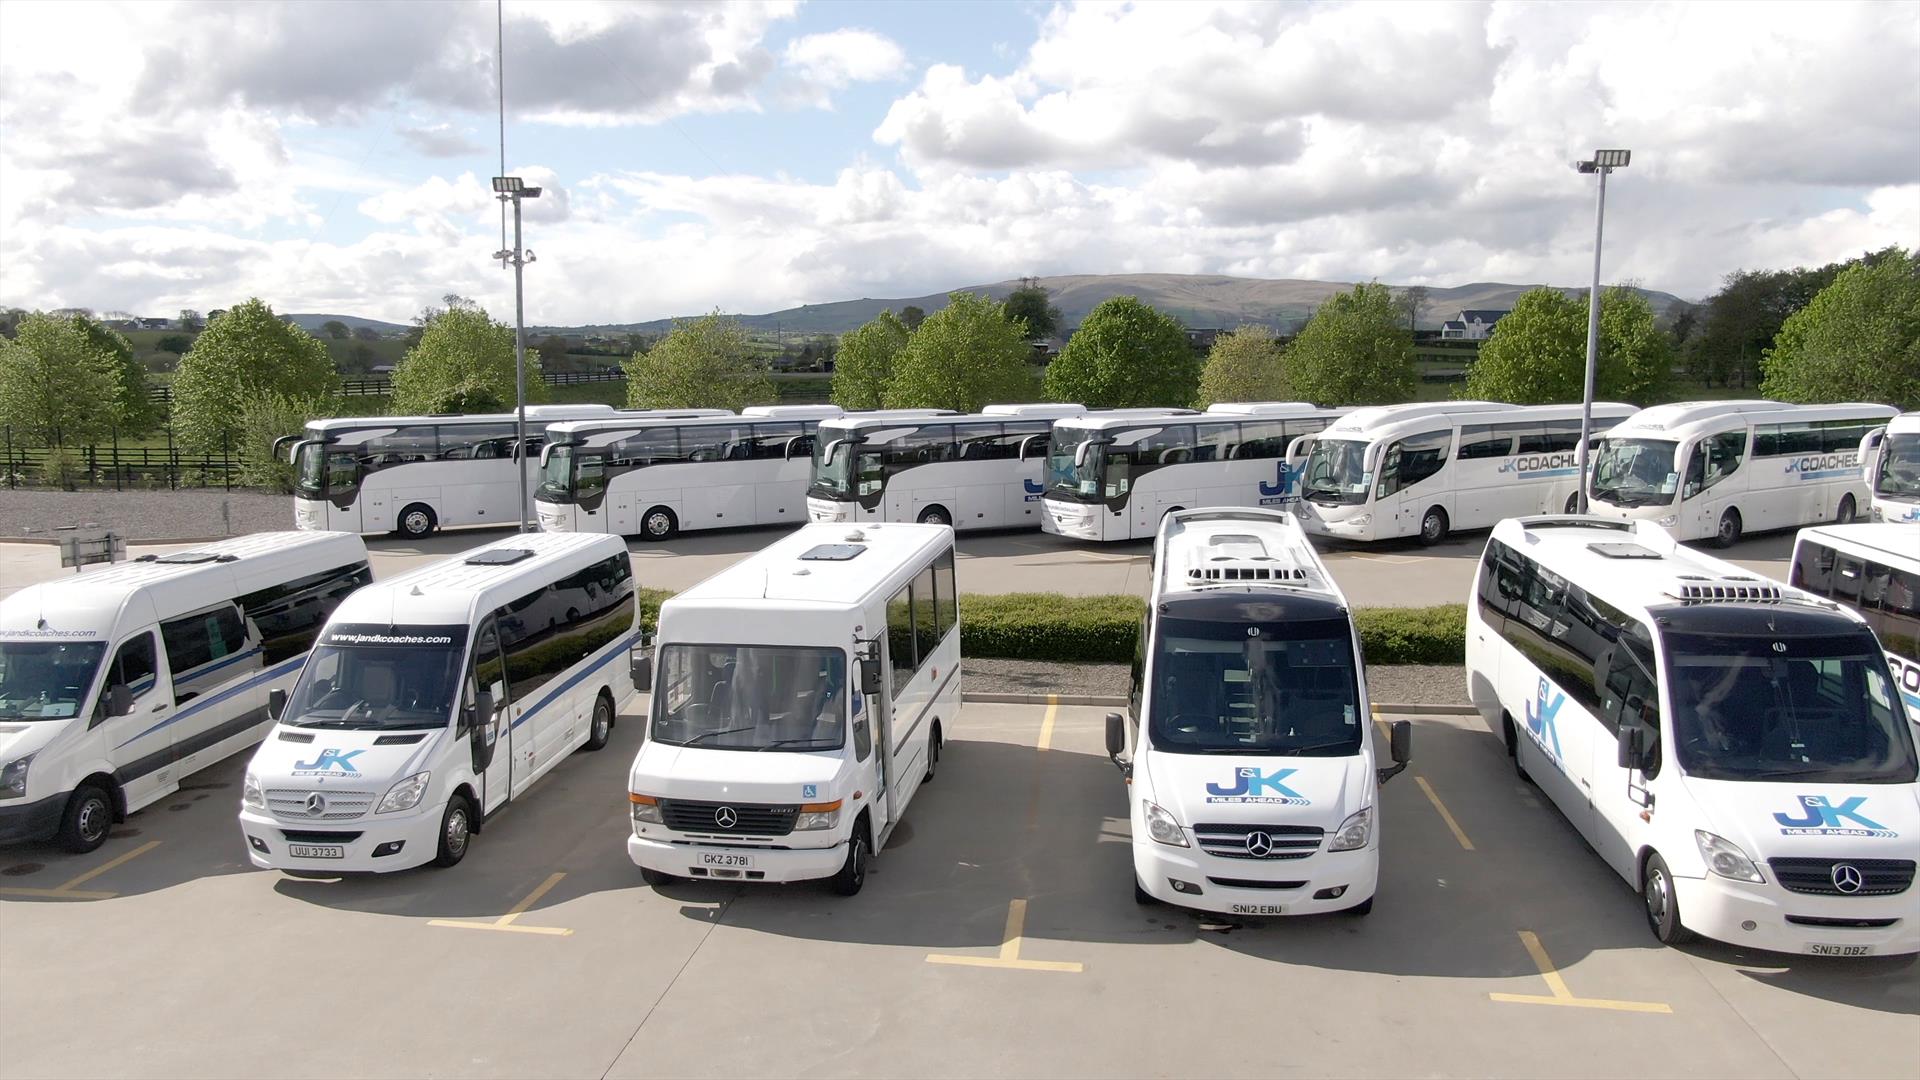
[681,424,748,463]
[239,562,373,664]
[368,425,438,466]
[1776,423,1820,456]
[1190,422,1240,464]
[1378,429,1450,497]
[161,605,249,677]
[104,632,159,714]
[438,422,518,460]
[609,427,682,468]
[934,547,958,640]
[912,565,940,665]
[1537,420,1585,453]
[1753,424,1782,457]
[744,422,803,460]
[884,425,956,473]
[885,584,915,699]
[1236,420,1292,459]
[954,423,1010,461]
[1459,425,1513,459]
[497,556,637,703]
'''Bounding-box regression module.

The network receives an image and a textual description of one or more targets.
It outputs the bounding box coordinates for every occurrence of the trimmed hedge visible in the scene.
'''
[639,587,1464,665]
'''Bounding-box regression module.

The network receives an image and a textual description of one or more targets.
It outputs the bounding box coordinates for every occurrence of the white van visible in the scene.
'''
[0,532,372,852]
[627,522,959,895]
[1787,523,1920,727]
[239,532,639,872]
[1104,508,1411,916]
[1858,412,1920,523]
[1586,400,1894,546]
[1467,515,1919,955]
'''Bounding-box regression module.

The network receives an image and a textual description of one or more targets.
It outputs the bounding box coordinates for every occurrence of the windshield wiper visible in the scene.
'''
[683,726,755,745]
[1283,738,1359,756]
[758,738,838,750]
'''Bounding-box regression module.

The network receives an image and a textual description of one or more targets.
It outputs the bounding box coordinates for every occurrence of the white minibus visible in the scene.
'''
[1788,523,1920,726]
[535,406,847,540]
[1040,404,1344,541]
[1467,515,1918,955]
[806,406,1090,530]
[289,406,729,538]
[1586,400,1894,547]
[1291,402,1637,545]
[627,522,959,896]
[1103,507,1411,916]
[239,532,639,871]
[0,532,371,852]
[1859,412,1920,523]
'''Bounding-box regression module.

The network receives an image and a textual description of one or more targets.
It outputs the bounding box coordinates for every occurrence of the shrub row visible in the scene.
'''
[636,587,1464,665]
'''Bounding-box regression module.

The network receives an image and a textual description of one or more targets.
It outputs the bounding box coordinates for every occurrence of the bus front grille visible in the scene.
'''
[1767,858,1914,896]
[661,799,798,837]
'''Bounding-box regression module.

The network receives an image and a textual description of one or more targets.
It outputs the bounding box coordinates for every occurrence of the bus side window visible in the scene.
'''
[1377,430,1450,496]
[1687,430,1746,497]
[1792,540,1835,595]
[1127,613,1147,721]
[1832,556,1865,604]
[1602,636,1662,776]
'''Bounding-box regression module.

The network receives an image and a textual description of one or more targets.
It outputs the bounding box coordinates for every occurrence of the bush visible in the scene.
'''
[638,588,673,634]
[1352,605,1466,665]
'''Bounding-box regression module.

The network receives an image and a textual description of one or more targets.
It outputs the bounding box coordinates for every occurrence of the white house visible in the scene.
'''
[1439,309,1508,341]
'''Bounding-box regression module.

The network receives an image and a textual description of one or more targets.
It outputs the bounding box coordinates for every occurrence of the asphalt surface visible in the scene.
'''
[0,700,1911,1079]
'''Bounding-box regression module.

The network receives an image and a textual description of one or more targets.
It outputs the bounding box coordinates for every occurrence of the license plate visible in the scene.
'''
[1807,943,1872,957]
[700,852,754,869]
[288,844,345,859]
[1230,904,1286,916]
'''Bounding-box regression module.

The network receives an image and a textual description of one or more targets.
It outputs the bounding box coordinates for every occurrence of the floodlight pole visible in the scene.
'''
[1574,150,1628,514]
[493,176,541,532]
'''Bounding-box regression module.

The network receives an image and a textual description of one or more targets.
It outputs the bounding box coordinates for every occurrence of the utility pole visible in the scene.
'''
[493,177,541,531]
[1572,149,1631,513]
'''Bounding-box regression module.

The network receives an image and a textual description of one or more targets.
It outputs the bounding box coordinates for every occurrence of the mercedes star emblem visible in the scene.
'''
[305,793,328,818]
[1831,863,1864,894]
[1245,830,1274,858]
[714,806,739,829]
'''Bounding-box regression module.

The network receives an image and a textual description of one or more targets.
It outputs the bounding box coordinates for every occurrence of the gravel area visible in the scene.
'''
[962,658,1469,707]
[0,489,292,540]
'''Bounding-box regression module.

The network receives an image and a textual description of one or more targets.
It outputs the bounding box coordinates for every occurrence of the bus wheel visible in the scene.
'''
[1641,852,1696,945]
[1418,506,1449,545]
[583,691,615,752]
[829,816,870,896]
[1835,494,1857,524]
[56,783,114,854]
[1504,712,1533,784]
[1564,492,1580,514]
[916,505,950,526]
[431,795,474,868]
[923,722,940,782]
[397,503,437,539]
[1712,508,1742,549]
[641,506,679,541]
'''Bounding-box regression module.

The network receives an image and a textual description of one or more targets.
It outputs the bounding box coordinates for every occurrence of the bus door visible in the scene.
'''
[1680,431,1745,537]
[324,450,365,532]
[467,619,514,814]
[854,642,895,845]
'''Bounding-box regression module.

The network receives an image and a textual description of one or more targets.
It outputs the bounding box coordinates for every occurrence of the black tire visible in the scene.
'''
[431,794,474,868]
[1134,876,1155,905]
[1641,852,1695,945]
[916,505,950,526]
[1505,713,1534,785]
[56,784,114,854]
[640,506,679,541]
[829,818,870,896]
[1836,494,1857,524]
[397,503,437,539]
[640,867,677,887]
[922,723,940,782]
[1418,506,1449,546]
[1564,492,1581,514]
[582,692,614,752]
[1712,508,1742,549]
[1343,894,1374,917]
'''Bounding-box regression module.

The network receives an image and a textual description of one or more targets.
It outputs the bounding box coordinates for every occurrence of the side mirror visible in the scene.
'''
[1616,725,1645,770]
[1018,435,1044,461]
[267,687,288,722]
[783,437,801,461]
[106,683,134,718]
[1389,720,1412,765]
[474,691,496,740]
[1104,712,1126,759]
[822,439,846,466]
[859,658,884,696]
[630,639,653,693]
[1074,441,1094,468]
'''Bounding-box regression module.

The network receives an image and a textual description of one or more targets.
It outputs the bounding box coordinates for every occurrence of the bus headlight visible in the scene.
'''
[1143,800,1189,847]
[376,772,431,814]
[1347,514,1370,528]
[1656,514,1678,527]
[795,800,842,830]
[242,771,265,810]
[0,754,34,800]
[1694,830,1764,883]
[1329,806,1374,851]
[630,792,663,824]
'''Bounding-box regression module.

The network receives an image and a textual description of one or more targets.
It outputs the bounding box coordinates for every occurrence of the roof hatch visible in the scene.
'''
[465,548,536,566]
[799,544,865,562]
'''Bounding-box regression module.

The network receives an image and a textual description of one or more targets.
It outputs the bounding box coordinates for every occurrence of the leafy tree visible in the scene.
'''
[391,304,545,416]
[1396,285,1430,336]
[338,342,380,374]
[1465,287,1672,405]
[0,307,27,337]
[205,308,227,323]
[624,311,773,412]
[321,320,350,340]
[1281,282,1416,406]
[885,292,1034,411]
[71,313,160,435]
[1197,325,1288,407]
[900,305,926,331]
[172,298,337,454]
[535,334,570,370]
[1003,277,1061,339]
[1762,249,1920,408]
[1043,296,1196,408]
[178,309,203,333]
[236,392,332,492]
[156,334,194,355]
[833,310,910,410]
[352,325,382,342]
[0,313,117,449]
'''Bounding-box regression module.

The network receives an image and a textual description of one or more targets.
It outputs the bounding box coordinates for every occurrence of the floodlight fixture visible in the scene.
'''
[492,176,523,194]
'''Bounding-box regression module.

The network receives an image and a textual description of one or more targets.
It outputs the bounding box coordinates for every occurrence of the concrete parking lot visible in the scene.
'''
[1,700,1910,1080]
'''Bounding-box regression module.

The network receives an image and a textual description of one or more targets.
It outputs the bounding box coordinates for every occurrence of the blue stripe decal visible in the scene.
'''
[1795,469,1855,480]
[115,654,305,749]
[507,630,641,732]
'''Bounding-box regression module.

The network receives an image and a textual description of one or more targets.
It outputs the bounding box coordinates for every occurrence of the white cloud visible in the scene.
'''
[785,29,909,89]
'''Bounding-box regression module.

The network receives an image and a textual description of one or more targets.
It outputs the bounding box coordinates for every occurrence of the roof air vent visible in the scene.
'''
[1588,542,1662,560]
[1664,576,1783,604]
[465,548,535,566]
[801,544,865,562]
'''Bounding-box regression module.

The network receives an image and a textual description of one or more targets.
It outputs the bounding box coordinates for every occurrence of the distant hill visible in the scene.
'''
[548,273,1687,338]
[284,313,410,334]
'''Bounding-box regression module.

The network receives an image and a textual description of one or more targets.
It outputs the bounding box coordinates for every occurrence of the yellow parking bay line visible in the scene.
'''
[428,871,574,936]
[1036,695,1059,752]
[0,840,161,901]
[1489,931,1672,1013]
[927,899,1083,973]
[1414,777,1476,852]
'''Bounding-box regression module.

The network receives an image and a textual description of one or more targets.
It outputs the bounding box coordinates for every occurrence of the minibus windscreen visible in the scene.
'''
[1590,438,1679,507]
[809,434,855,498]
[1665,630,1918,783]
[1877,432,1920,497]
[1047,428,1101,499]
[0,640,107,720]
[1149,615,1361,756]
[1303,439,1369,506]
[652,644,847,751]
[287,627,468,730]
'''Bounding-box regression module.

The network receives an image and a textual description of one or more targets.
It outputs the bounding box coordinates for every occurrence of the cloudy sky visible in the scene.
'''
[1,0,1915,325]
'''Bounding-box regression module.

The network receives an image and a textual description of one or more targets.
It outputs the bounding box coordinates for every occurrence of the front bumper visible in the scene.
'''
[239,804,444,874]
[1039,501,1101,540]
[1134,842,1379,916]
[535,504,574,532]
[0,793,68,844]
[628,833,846,884]
[1674,872,1920,956]
[1298,511,1377,541]
[806,498,855,524]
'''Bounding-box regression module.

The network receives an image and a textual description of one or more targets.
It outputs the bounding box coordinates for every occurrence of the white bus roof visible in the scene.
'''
[820,412,1061,434]
[545,412,836,441]
[0,531,369,637]
[1796,522,1920,566]
[1155,507,1341,603]
[741,405,845,420]
[304,406,621,434]
[980,404,1088,418]
[1204,402,1341,417]
[329,532,624,629]
[1884,412,1920,435]
[1604,401,1896,440]
[666,523,950,612]
[1050,409,1235,433]
[1319,401,1637,439]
